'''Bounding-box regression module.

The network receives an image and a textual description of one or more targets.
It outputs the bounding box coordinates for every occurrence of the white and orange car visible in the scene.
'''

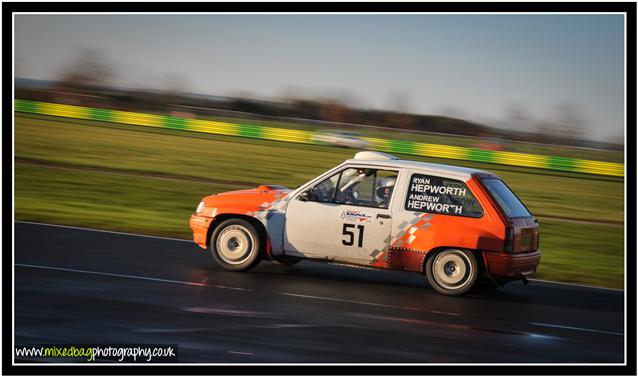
[190,151,540,295]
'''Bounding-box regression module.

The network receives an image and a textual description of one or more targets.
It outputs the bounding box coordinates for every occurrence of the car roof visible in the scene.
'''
[343,152,494,180]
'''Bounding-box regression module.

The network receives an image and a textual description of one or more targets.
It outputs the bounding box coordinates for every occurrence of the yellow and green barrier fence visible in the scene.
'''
[14,100,624,177]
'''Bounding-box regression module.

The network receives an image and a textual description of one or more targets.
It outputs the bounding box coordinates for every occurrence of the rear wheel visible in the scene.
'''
[210,218,262,271]
[425,249,478,296]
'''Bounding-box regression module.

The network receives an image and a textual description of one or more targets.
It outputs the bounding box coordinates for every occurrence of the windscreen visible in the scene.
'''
[481,178,532,218]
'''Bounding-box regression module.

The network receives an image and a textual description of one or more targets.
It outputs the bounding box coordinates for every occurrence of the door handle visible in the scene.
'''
[376,214,391,219]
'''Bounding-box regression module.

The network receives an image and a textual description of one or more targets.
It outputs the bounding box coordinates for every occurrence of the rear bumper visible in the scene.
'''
[190,214,213,249]
[484,250,541,278]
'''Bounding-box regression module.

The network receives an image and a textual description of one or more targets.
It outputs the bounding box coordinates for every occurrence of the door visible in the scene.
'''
[284,167,397,263]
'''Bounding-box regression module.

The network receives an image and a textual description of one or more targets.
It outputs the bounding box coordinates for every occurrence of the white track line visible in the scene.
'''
[527,278,623,292]
[15,220,191,243]
[215,285,252,291]
[14,264,623,339]
[285,292,623,338]
[529,322,623,336]
[15,221,624,292]
[15,263,206,287]
[280,292,423,311]
[227,351,254,356]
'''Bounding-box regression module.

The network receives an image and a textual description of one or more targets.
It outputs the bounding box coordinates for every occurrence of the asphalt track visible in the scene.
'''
[14,221,624,363]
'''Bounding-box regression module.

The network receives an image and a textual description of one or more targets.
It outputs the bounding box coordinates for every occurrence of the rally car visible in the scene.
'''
[190,151,541,296]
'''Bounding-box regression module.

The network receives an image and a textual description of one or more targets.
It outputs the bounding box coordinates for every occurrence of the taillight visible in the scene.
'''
[504,227,514,252]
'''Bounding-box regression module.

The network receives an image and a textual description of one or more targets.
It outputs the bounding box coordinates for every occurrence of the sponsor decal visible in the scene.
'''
[405,174,481,217]
[340,210,372,222]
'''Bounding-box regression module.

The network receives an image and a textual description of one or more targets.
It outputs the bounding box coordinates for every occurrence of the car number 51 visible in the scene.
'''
[342,223,364,247]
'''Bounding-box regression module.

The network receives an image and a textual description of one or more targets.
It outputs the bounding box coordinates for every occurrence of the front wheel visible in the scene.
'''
[425,249,478,296]
[210,218,262,271]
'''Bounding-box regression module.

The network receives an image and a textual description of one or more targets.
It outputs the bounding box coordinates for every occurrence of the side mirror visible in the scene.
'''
[298,191,310,202]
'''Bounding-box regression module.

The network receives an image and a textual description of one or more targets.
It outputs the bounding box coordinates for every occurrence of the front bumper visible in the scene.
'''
[190,214,213,249]
[484,250,541,278]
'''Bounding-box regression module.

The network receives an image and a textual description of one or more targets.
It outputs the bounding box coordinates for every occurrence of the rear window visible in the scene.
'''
[481,178,532,218]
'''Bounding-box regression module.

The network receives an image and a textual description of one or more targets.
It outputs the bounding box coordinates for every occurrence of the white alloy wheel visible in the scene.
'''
[426,249,478,296]
[210,218,262,271]
[216,224,256,265]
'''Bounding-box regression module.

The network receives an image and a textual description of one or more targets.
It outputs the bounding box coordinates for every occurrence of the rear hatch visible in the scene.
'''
[480,177,539,253]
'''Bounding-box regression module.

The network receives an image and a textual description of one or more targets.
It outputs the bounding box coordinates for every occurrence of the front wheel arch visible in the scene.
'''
[207,214,268,256]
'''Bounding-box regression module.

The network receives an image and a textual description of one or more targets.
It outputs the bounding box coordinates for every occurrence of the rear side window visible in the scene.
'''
[481,178,532,218]
[405,173,483,218]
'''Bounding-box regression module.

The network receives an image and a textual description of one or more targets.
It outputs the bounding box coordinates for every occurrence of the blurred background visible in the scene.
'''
[14,14,624,288]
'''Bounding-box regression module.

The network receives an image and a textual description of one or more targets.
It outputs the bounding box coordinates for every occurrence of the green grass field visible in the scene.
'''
[14,113,625,288]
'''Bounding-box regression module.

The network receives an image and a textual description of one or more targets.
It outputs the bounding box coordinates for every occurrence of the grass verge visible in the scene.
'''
[14,113,625,288]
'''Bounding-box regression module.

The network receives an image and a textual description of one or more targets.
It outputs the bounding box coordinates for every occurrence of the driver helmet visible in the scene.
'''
[375,177,396,204]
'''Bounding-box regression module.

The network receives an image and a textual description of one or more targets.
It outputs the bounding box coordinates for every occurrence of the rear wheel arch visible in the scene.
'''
[423,247,484,271]
[426,248,510,291]
[423,247,482,296]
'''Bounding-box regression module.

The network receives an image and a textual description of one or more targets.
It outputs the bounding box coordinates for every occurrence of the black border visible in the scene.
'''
[3,2,636,375]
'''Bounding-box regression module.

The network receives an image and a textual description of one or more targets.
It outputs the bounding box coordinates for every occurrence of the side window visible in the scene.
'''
[372,170,399,209]
[405,173,483,218]
[309,172,340,203]
[334,168,367,204]
[308,168,398,209]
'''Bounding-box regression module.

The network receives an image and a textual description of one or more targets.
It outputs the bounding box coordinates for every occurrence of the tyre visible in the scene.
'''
[210,218,262,271]
[425,249,478,296]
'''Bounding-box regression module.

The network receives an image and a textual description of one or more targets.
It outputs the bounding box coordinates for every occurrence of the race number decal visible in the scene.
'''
[405,174,483,217]
[342,224,364,247]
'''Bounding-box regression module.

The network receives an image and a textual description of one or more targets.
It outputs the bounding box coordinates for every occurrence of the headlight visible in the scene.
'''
[196,201,205,214]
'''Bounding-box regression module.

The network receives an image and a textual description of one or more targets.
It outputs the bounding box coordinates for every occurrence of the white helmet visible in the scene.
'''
[375,177,396,203]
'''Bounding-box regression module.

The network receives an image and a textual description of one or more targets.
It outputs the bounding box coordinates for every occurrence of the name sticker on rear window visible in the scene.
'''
[405,174,483,218]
